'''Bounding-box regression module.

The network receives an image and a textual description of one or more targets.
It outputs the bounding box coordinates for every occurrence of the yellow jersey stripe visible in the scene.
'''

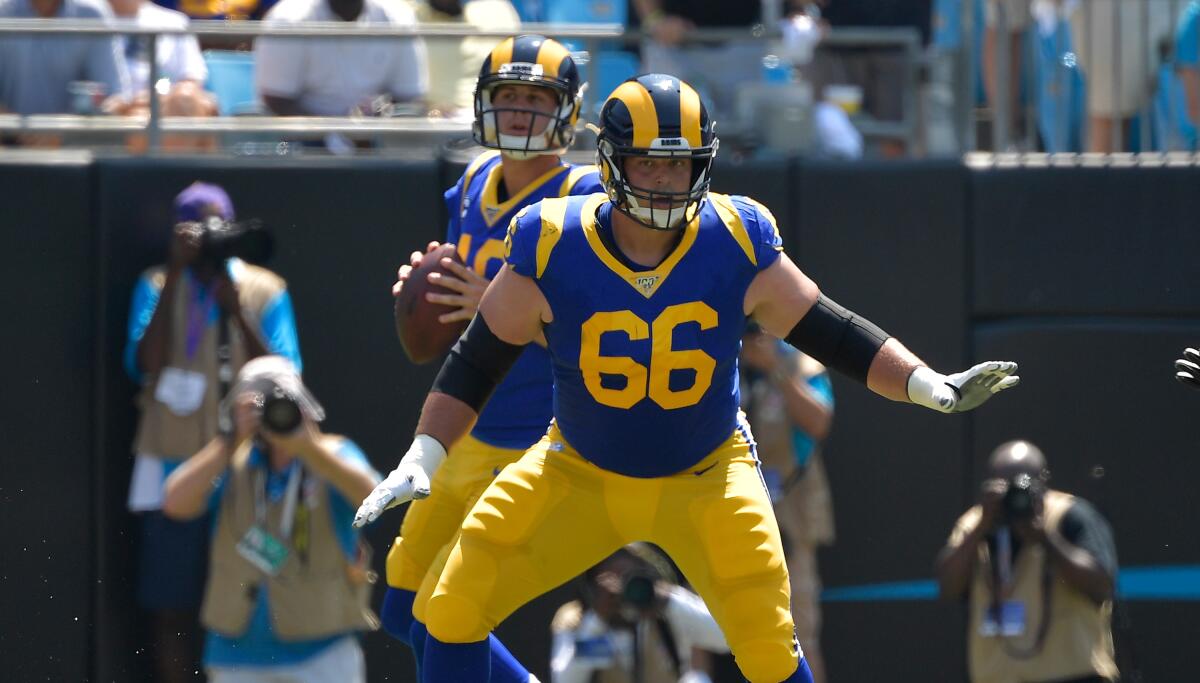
[612,81,659,148]
[480,163,570,227]
[536,198,569,278]
[580,194,700,298]
[708,194,757,267]
[680,82,702,148]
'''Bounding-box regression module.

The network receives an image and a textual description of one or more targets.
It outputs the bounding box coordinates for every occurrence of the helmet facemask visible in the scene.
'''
[597,136,718,230]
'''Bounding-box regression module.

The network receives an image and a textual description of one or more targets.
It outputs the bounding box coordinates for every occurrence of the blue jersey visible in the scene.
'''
[445,152,603,449]
[505,192,784,477]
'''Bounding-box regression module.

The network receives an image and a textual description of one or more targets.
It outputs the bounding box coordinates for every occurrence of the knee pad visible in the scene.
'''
[424,592,490,644]
[731,637,801,683]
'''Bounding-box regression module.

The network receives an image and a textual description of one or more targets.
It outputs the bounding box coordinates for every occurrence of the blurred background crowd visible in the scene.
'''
[5,0,1200,158]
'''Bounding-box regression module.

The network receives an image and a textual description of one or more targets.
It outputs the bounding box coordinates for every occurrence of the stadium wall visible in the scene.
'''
[1,155,1196,682]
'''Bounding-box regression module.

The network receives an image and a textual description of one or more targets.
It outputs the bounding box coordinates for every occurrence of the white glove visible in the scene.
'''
[353,434,446,528]
[907,361,1019,413]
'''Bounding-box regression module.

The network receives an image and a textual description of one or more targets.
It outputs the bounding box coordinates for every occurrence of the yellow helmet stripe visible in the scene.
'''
[611,81,659,148]
[535,39,571,80]
[680,81,702,148]
[489,37,515,74]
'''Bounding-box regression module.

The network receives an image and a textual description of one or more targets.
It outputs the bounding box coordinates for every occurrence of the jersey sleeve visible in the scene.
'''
[565,167,605,196]
[503,204,542,278]
[733,196,784,271]
[444,176,465,244]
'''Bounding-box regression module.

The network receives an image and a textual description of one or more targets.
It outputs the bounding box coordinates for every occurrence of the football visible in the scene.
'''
[394,243,470,364]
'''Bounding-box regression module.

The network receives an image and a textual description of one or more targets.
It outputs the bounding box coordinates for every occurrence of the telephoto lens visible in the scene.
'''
[1003,473,1035,521]
[261,385,303,434]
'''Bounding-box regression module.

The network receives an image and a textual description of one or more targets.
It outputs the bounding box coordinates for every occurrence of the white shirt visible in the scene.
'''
[255,0,428,116]
[121,2,207,96]
[550,586,731,683]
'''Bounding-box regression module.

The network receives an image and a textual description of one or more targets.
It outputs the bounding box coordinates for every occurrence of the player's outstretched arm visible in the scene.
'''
[1175,347,1200,388]
[355,266,550,527]
[746,253,1018,413]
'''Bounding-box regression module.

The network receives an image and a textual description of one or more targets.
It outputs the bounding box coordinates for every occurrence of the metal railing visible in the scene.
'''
[0,17,934,156]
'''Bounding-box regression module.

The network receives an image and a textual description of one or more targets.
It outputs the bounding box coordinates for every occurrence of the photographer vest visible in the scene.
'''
[966,490,1118,683]
[551,601,680,683]
[133,263,286,461]
[201,439,379,641]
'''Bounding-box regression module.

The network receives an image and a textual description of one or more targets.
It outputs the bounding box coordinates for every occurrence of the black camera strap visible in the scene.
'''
[998,556,1054,660]
[216,312,235,439]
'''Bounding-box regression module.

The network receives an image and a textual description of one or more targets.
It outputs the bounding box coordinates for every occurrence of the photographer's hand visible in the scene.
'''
[212,273,269,359]
[169,222,202,272]
[978,478,1008,534]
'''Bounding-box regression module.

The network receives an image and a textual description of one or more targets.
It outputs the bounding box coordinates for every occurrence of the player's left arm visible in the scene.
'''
[355,266,550,527]
[745,253,1018,412]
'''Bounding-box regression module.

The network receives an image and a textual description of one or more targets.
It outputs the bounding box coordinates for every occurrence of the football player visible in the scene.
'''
[362,74,1020,683]
[381,34,602,683]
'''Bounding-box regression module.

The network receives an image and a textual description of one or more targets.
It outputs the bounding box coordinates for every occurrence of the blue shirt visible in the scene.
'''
[444,152,603,449]
[204,439,377,667]
[505,193,783,477]
[124,258,302,384]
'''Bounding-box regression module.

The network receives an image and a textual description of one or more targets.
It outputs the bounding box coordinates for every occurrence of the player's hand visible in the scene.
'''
[353,435,447,527]
[1174,348,1200,389]
[907,361,1019,413]
[425,257,490,323]
[392,241,444,297]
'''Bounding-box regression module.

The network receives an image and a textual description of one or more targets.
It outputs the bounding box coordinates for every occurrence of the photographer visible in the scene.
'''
[936,441,1119,683]
[163,355,381,682]
[123,181,300,683]
[550,544,730,683]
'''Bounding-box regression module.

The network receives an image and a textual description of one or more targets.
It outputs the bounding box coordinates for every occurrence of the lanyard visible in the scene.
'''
[253,462,303,541]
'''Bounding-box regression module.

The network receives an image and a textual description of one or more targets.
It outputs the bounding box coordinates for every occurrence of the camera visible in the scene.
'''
[619,569,660,611]
[198,216,273,267]
[260,384,303,434]
[1002,473,1037,522]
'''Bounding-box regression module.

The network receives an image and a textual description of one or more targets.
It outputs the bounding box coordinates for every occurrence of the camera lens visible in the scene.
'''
[261,387,302,434]
[1003,473,1035,521]
[621,575,656,609]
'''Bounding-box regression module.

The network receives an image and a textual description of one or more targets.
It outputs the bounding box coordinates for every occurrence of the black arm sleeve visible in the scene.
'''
[782,294,890,384]
[430,315,527,411]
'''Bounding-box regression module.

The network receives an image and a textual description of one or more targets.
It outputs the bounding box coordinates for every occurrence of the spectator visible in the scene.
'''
[739,326,835,683]
[0,0,129,115]
[163,355,381,683]
[550,544,730,683]
[1174,0,1200,149]
[106,0,217,152]
[109,0,207,95]
[803,0,931,156]
[936,441,1119,683]
[255,0,429,117]
[1068,0,1173,152]
[982,0,1031,149]
[631,0,764,122]
[405,0,521,118]
[152,0,277,20]
[124,182,301,683]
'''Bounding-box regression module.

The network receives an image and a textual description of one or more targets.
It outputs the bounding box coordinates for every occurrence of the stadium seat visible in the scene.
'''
[542,0,626,25]
[203,50,259,116]
[586,50,640,109]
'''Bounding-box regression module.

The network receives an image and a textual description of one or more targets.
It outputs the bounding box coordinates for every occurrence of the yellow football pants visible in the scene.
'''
[418,422,801,683]
[386,434,527,592]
